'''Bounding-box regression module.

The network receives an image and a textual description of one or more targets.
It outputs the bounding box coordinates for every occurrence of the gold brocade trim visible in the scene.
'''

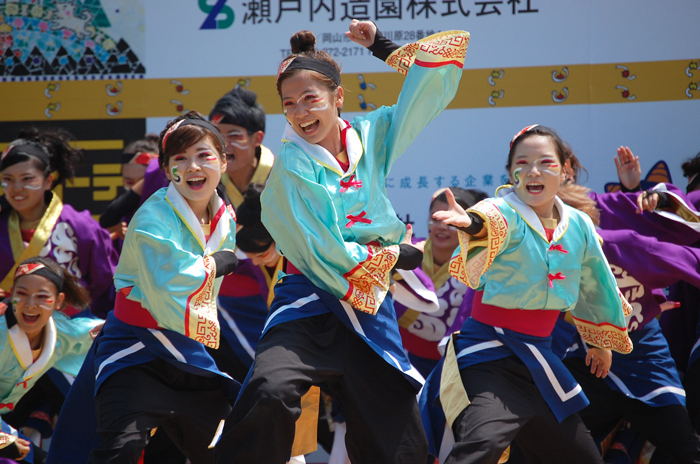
[386,31,470,76]
[572,316,633,354]
[0,431,17,449]
[440,333,470,428]
[185,255,220,349]
[222,145,274,209]
[619,289,633,317]
[291,386,320,456]
[343,244,399,315]
[449,202,508,289]
[0,192,63,292]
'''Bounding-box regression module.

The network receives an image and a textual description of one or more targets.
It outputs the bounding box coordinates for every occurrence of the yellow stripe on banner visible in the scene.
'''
[0,140,124,151]
[0,59,697,122]
[93,164,122,174]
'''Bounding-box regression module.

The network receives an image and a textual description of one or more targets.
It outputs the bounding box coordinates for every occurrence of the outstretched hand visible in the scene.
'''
[614,146,641,191]
[432,188,471,229]
[345,19,376,47]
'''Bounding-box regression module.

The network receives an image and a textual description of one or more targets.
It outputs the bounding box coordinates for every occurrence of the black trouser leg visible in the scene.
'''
[446,357,602,464]
[215,313,427,464]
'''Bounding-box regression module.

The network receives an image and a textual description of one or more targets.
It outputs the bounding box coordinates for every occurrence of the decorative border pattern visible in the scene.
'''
[572,316,633,354]
[449,202,508,289]
[386,30,469,76]
[343,244,399,315]
[185,255,219,348]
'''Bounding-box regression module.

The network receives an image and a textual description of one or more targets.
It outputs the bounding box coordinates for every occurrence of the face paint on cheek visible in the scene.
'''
[309,103,328,112]
[12,298,20,307]
[22,180,44,190]
[542,164,561,176]
[202,163,219,171]
[0,182,7,189]
[171,165,182,184]
[227,141,249,150]
[513,168,523,188]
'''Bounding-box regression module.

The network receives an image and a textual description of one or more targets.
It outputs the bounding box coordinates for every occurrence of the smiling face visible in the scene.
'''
[429,200,459,256]
[509,135,565,218]
[215,123,264,178]
[280,71,344,153]
[11,274,64,340]
[165,135,227,211]
[1,161,52,219]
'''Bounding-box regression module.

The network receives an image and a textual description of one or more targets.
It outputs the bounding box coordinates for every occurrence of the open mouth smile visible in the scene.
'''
[186,176,206,190]
[299,119,320,134]
[526,182,545,194]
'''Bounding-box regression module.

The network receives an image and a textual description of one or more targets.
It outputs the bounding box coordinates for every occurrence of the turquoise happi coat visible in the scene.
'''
[262,31,471,317]
[0,301,99,449]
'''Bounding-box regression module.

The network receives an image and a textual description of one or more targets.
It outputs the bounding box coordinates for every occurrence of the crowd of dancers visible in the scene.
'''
[0,19,699,464]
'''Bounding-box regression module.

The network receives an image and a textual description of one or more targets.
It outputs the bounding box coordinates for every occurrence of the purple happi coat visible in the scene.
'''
[0,201,118,318]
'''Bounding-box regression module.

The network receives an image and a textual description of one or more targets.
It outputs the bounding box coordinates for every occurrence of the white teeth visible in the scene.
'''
[300,120,317,128]
[188,177,205,182]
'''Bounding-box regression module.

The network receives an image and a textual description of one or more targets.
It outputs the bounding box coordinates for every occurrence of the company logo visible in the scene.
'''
[199,0,235,29]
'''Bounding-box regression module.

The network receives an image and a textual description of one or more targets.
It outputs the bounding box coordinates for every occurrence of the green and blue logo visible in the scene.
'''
[199,0,235,29]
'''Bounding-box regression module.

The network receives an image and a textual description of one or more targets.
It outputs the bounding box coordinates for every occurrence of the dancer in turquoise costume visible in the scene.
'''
[428,125,633,464]
[84,112,240,464]
[215,21,469,464]
[0,257,100,463]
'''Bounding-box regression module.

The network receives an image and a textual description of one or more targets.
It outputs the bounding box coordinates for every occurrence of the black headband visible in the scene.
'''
[162,119,227,154]
[1,142,51,171]
[277,56,341,86]
[14,262,64,292]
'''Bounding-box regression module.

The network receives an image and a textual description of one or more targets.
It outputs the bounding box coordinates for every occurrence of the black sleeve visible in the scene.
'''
[456,212,484,236]
[0,441,22,460]
[368,27,400,62]
[99,189,141,228]
[654,191,672,210]
[212,250,239,277]
[394,244,423,270]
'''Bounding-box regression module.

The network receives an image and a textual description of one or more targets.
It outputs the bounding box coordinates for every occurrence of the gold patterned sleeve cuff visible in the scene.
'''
[385,31,470,76]
[448,202,508,289]
[573,316,633,354]
[342,244,400,315]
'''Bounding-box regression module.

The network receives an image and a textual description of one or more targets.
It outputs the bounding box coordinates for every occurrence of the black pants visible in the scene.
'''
[566,357,700,464]
[215,312,428,464]
[446,356,603,464]
[88,358,231,464]
[685,360,700,436]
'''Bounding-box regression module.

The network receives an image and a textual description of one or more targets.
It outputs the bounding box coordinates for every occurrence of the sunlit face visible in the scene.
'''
[165,136,227,208]
[11,274,64,339]
[280,72,343,152]
[429,200,459,255]
[509,135,565,215]
[215,123,263,178]
[121,163,147,190]
[1,161,52,217]
[244,242,280,267]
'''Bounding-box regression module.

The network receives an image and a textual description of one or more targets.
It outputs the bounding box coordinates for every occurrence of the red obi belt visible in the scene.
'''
[470,291,560,337]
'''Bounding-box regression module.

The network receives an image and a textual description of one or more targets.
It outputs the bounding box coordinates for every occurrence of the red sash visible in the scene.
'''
[113,287,160,329]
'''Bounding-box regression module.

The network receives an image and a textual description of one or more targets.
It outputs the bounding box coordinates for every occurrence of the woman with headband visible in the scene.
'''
[215,20,470,464]
[80,111,240,464]
[0,128,118,319]
[0,256,100,463]
[424,125,633,464]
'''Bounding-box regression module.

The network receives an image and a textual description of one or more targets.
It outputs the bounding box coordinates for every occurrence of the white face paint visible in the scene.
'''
[171,165,182,184]
[309,103,328,112]
[541,160,561,177]
[225,128,250,150]
[22,182,44,190]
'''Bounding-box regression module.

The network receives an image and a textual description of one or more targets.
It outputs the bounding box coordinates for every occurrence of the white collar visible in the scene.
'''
[281,118,364,178]
[9,317,57,379]
[499,188,569,242]
[165,183,230,254]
